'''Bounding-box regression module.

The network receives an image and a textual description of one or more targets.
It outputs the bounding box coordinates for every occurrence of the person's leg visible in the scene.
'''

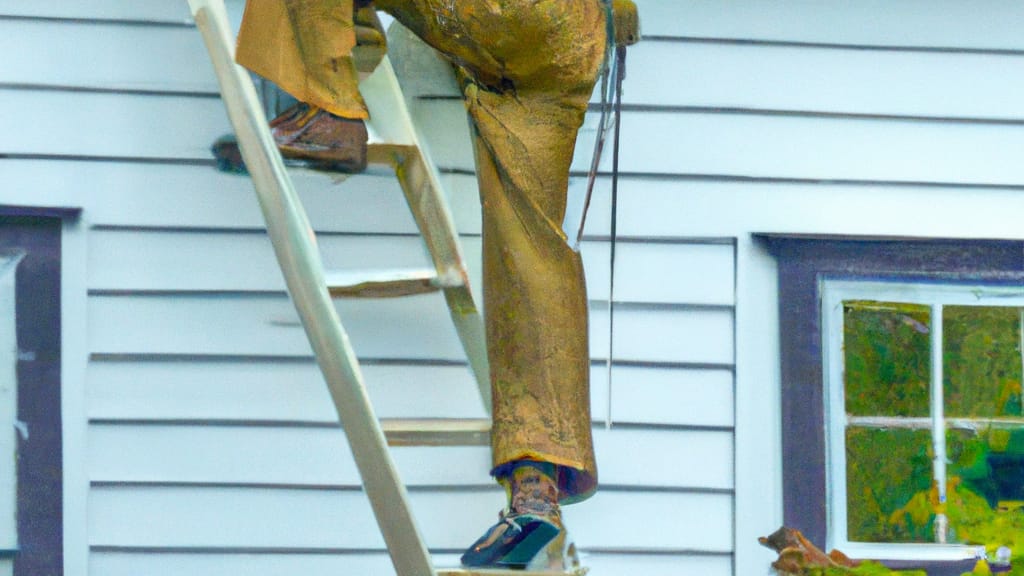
[236,0,367,119]
[466,83,598,504]
[233,0,378,171]
[377,0,607,505]
[373,0,607,568]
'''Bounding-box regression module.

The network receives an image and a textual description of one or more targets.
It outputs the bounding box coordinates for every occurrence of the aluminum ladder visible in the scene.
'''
[185,1,516,574]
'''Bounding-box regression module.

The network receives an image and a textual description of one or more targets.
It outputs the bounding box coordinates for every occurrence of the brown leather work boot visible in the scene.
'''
[269,102,368,172]
[210,103,368,174]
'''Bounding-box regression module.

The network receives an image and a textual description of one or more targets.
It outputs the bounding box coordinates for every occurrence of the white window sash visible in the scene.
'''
[930,303,948,543]
[0,252,23,554]
[822,279,1024,561]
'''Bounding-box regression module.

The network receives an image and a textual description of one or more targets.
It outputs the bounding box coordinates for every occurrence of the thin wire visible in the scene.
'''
[606,45,626,429]
[575,24,619,250]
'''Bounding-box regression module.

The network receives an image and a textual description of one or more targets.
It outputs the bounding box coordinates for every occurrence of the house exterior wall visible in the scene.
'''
[3,1,1024,575]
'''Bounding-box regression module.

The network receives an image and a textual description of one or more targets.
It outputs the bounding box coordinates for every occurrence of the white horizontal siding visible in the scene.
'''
[11,18,1024,123]
[88,425,731,491]
[634,0,1024,49]
[611,112,1024,184]
[585,553,732,576]
[614,179,1024,241]
[8,0,1024,69]
[594,307,734,365]
[0,20,215,93]
[0,89,229,160]
[88,360,735,430]
[611,366,734,427]
[2,159,439,235]
[401,43,1024,122]
[88,295,732,365]
[88,229,730,305]
[89,551,732,576]
[613,242,734,305]
[87,230,435,293]
[0,2,193,24]
[88,428,495,488]
[85,358,638,425]
[627,41,1024,119]
[89,553,403,576]
[87,293,466,360]
[88,486,731,552]
[416,101,1024,184]
[86,360,486,422]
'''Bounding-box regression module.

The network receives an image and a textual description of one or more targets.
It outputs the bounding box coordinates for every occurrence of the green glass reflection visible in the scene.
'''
[943,428,1024,550]
[846,428,934,543]
[944,306,1023,418]
[844,301,931,417]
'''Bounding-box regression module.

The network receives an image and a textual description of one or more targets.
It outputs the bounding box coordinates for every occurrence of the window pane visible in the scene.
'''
[846,427,934,543]
[945,428,1024,548]
[944,306,1023,418]
[844,301,931,417]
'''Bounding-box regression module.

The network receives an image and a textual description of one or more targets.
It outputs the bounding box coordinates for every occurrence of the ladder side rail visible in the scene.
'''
[187,3,435,575]
[361,64,492,414]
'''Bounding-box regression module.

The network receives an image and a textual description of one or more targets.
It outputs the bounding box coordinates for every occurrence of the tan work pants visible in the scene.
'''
[237,0,607,502]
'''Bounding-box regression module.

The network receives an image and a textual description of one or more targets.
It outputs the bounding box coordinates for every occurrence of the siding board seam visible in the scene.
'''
[0,14,195,28]
[639,34,1024,56]
[88,481,729,495]
[0,153,216,167]
[87,354,733,372]
[89,546,731,556]
[87,226,432,238]
[424,101,1024,125]
[603,104,1024,126]
[87,353,466,366]
[87,419,732,433]
[447,167,1024,190]
[0,83,219,98]
[86,290,732,310]
[581,172,1024,191]
[88,225,729,245]
[583,548,733,557]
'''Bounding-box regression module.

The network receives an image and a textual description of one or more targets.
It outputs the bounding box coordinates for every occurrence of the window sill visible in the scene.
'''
[839,541,985,563]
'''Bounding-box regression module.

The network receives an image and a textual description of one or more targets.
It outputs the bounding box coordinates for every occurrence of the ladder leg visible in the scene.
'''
[187,2,436,575]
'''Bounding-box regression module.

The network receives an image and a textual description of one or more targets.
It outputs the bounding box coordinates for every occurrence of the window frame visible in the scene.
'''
[0,252,22,570]
[821,279,1024,561]
[0,213,70,576]
[760,234,1024,575]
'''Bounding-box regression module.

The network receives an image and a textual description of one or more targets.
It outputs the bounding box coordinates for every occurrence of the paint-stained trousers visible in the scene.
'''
[237,0,606,502]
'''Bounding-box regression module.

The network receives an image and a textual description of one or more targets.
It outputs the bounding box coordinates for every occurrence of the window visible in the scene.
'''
[823,279,1024,562]
[0,213,67,576]
[761,235,1024,575]
[0,252,21,576]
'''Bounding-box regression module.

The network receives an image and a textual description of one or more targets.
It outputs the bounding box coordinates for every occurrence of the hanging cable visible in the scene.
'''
[605,45,626,428]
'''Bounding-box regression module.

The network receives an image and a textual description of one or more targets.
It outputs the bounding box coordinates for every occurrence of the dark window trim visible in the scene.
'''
[757,233,1024,576]
[0,213,65,576]
[0,206,80,221]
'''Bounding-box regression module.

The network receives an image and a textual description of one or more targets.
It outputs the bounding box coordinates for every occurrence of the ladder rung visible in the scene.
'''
[381,418,491,446]
[326,268,462,298]
[437,567,589,576]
